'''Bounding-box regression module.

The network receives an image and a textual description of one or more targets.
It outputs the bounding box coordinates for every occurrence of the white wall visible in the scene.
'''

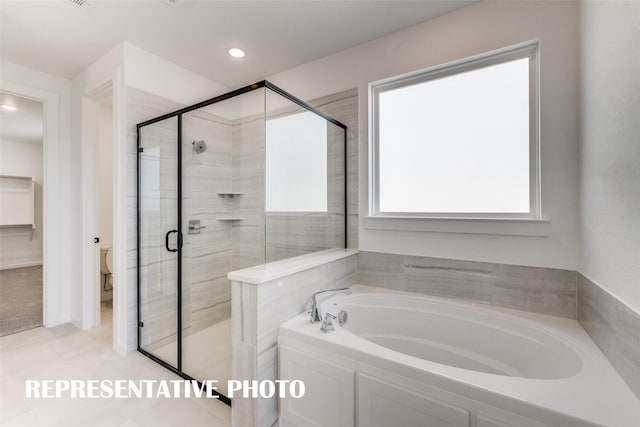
[123,43,227,105]
[0,40,225,336]
[0,60,73,327]
[579,1,640,312]
[72,41,228,350]
[0,139,43,269]
[268,0,580,270]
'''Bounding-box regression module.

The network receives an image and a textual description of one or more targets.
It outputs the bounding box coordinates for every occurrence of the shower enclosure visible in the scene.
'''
[136,81,346,403]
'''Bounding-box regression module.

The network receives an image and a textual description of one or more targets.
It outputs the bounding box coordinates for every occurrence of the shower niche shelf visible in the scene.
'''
[216,192,244,198]
[217,192,244,220]
[216,217,244,221]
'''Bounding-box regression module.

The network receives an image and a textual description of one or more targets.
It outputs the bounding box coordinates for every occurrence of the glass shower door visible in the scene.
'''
[136,81,346,406]
[138,116,180,368]
[180,109,234,395]
[179,88,266,398]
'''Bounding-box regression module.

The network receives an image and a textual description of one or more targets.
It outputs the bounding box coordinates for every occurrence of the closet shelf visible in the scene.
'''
[0,174,36,230]
[0,174,34,181]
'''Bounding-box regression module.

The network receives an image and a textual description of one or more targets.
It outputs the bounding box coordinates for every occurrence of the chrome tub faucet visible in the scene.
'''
[308,287,352,324]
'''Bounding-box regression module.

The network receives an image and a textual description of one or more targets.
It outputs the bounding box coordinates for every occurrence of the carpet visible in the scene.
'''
[0,265,43,336]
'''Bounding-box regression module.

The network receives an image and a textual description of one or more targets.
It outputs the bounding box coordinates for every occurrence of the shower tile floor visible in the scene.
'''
[152,319,232,397]
[0,303,231,427]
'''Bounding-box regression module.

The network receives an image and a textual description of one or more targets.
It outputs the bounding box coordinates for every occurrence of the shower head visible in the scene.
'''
[192,140,207,154]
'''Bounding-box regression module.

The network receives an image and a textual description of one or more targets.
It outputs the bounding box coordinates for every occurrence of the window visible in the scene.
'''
[266,111,327,212]
[370,42,539,219]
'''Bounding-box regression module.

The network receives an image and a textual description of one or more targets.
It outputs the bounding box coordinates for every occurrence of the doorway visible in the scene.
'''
[97,95,114,328]
[0,92,44,336]
[81,76,127,354]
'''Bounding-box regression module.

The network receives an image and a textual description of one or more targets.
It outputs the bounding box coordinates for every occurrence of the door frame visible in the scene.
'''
[82,83,112,329]
[0,80,61,327]
[80,68,128,355]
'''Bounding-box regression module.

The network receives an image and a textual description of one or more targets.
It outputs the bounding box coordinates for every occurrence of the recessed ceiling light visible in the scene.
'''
[1,105,17,111]
[228,48,245,58]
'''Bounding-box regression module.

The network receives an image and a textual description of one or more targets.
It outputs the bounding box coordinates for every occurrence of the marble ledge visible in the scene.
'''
[227,248,358,285]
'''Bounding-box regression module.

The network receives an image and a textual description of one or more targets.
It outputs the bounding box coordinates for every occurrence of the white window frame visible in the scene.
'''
[369,41,541,223]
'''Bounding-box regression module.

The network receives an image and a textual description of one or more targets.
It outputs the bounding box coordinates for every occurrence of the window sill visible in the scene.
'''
[362,216,550,237]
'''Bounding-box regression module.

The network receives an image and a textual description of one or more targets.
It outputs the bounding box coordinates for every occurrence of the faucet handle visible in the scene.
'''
[308,287,351,324]
[307,295,322,323]
[320,313,336,334]
[307,297,321,324]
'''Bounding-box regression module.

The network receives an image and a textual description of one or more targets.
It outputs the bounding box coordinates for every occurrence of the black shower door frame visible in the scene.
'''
[136,80,347,406]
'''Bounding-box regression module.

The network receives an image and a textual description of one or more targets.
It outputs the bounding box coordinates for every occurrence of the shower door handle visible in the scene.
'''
[165,229,179,252]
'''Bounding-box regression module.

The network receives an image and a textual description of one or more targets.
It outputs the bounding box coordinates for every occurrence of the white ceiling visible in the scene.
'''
[1,0,474,88]
[0,92,44,145]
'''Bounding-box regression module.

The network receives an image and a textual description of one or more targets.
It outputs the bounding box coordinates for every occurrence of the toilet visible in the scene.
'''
[100,245,113,291]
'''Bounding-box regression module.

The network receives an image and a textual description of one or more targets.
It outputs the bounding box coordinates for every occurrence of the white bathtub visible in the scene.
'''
[278,285,640,427]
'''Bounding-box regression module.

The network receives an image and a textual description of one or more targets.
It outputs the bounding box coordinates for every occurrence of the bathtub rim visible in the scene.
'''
[333,293,587,379]
[279,284,640,427]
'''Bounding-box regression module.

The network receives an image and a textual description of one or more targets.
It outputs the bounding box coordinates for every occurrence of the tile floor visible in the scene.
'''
[153,319,232,396]
[0,303,231,427]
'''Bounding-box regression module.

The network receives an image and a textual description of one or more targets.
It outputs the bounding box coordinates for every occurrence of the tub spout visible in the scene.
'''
[320,313,336,333]
[308,287,352,323]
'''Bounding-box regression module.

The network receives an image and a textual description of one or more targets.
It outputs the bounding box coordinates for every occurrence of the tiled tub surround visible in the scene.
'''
[357,251,577,318]
[279,286,640,427]
[356,252,640,401]
[578,273,640,399]
[230,250,358,427]
[229,249,640,426]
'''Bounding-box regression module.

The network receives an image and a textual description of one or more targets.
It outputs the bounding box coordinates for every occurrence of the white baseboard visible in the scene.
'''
[0,261,43,271]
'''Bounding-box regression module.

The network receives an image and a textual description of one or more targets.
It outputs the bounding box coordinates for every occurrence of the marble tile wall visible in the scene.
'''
[129,90,238,351]
[230,88,358,266]
[578,273,640,399]
[231,104,266,271]
[357,251,577,318]
[308,89,359,250]
[264,213,344,262]
[263,114,344,263]
[263,89,358,263]
[181,110,234,337]
[231,253,358,427]
[127,86,357,352]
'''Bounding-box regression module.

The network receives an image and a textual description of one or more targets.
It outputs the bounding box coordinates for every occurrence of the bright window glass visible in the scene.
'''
[266,111,327,212]
[373,46,537,217]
